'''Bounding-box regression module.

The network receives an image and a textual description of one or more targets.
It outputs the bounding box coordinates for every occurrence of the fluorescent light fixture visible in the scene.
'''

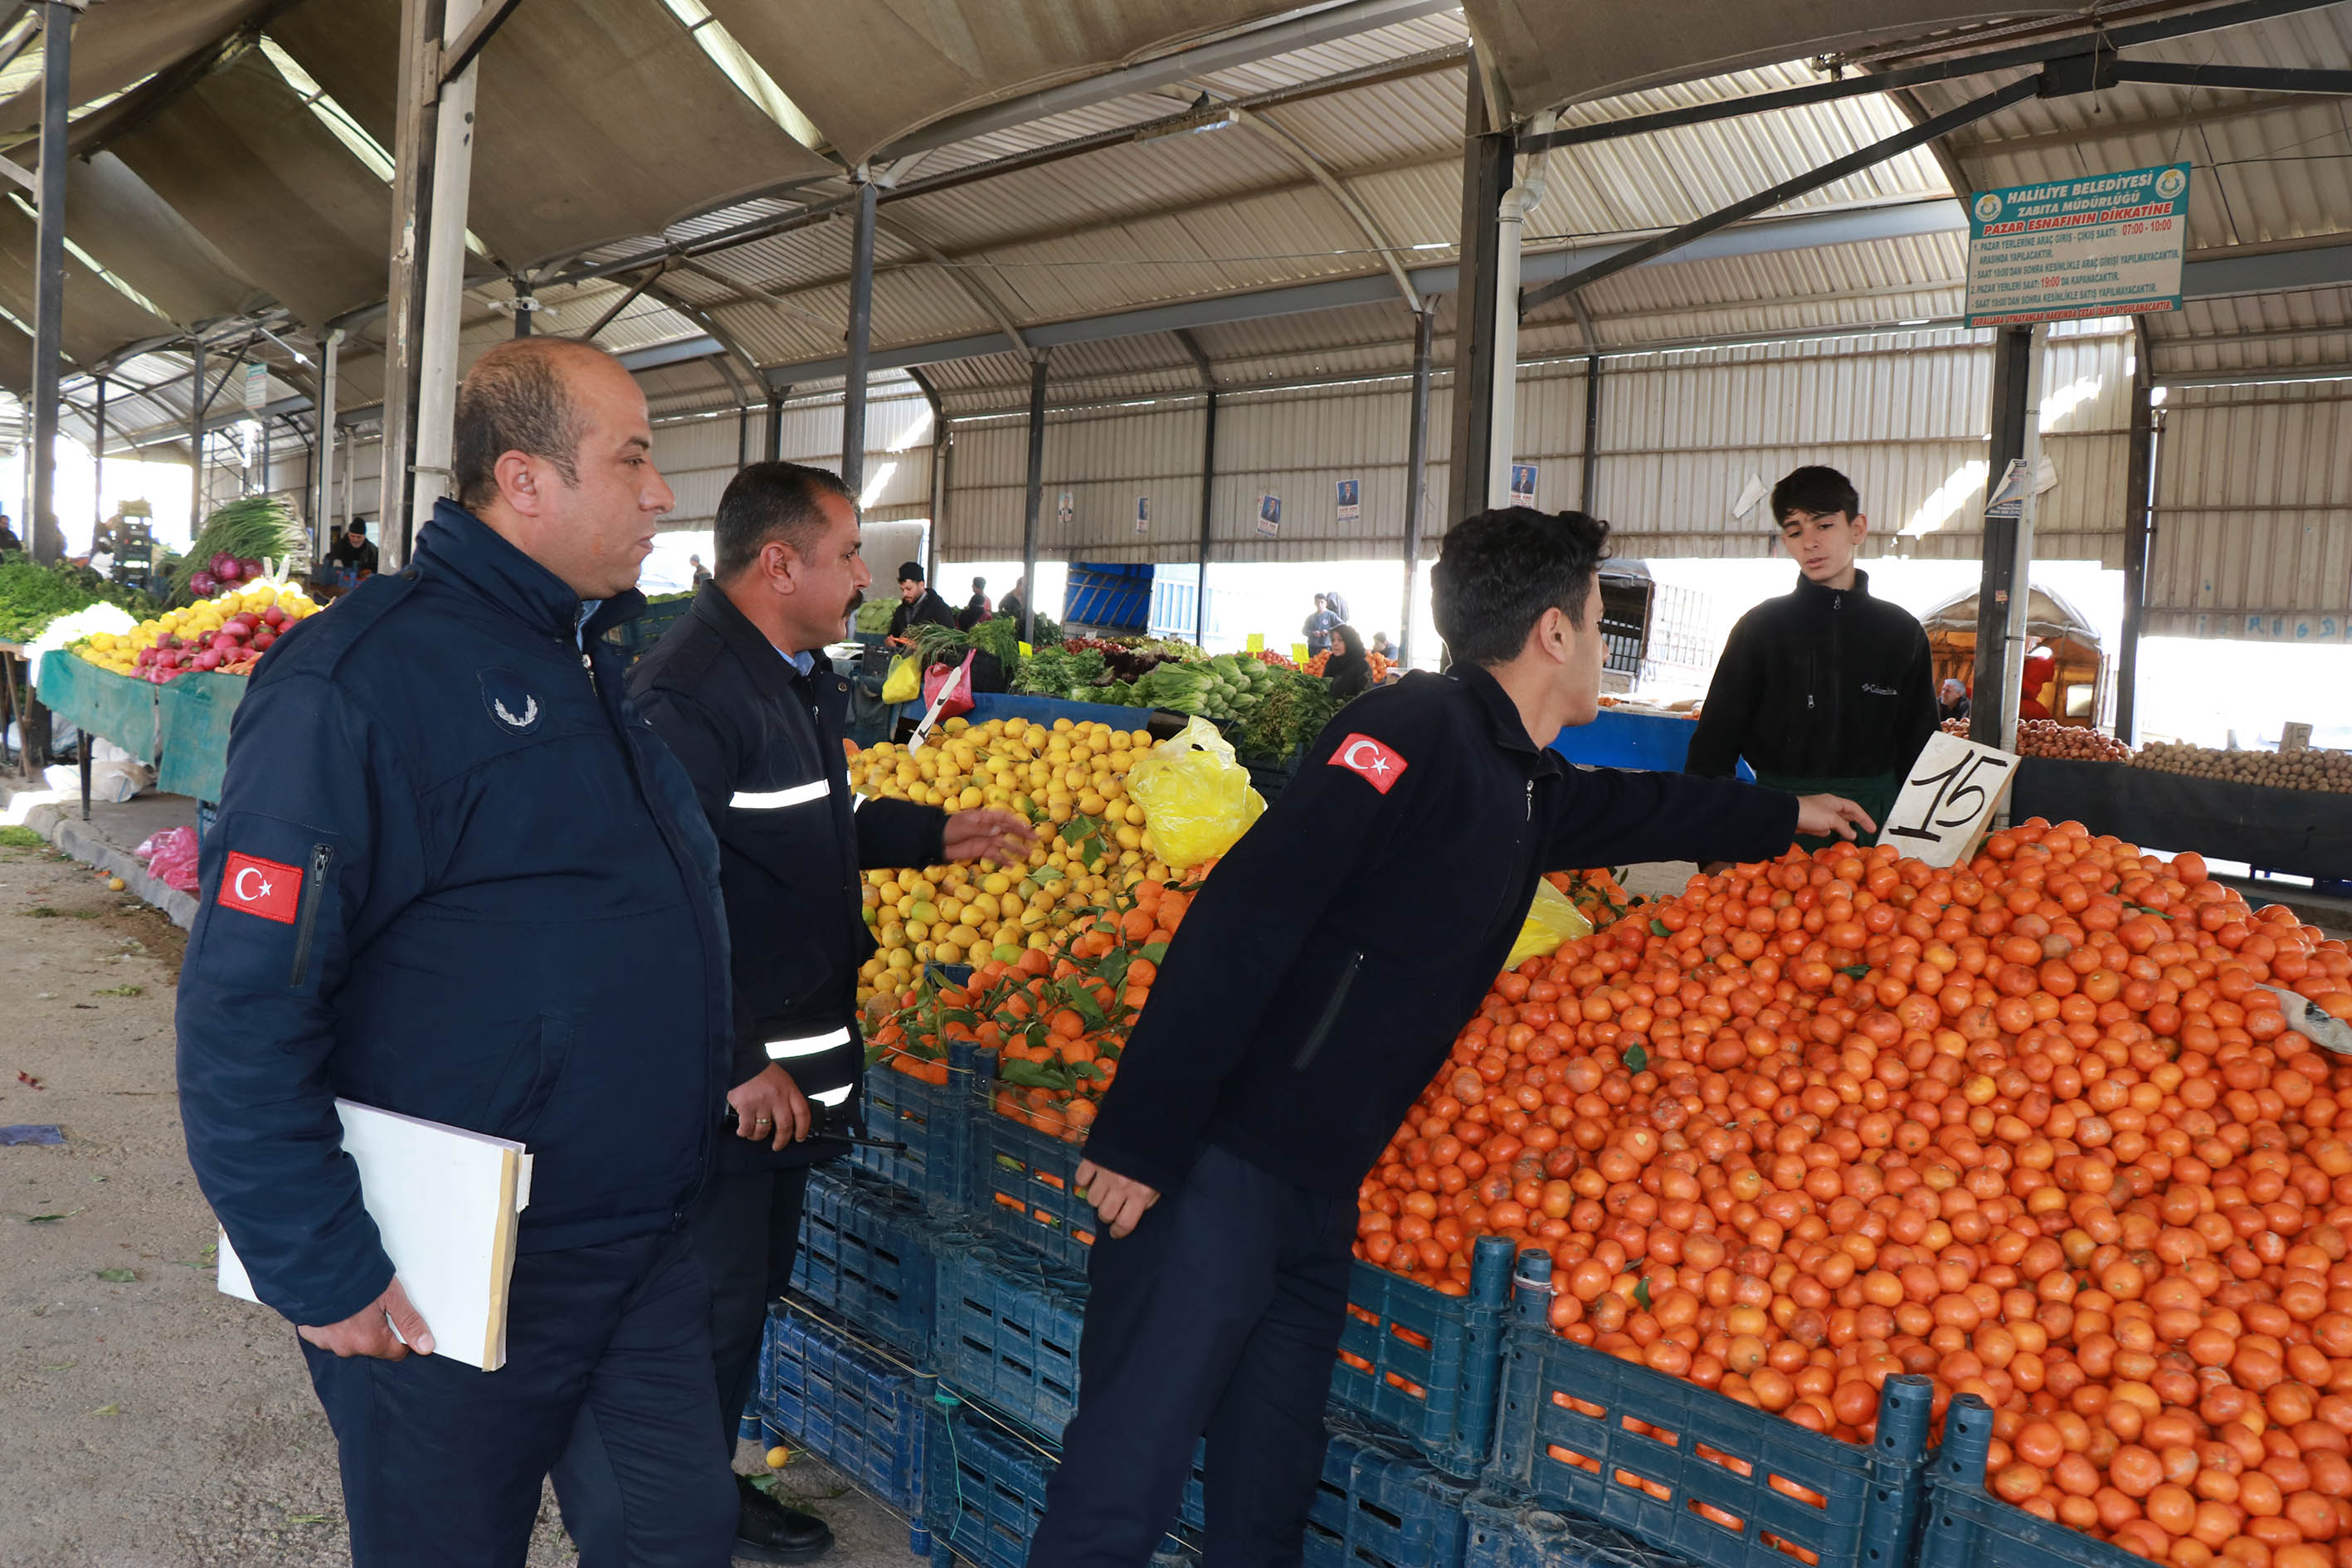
[659,0,825,150]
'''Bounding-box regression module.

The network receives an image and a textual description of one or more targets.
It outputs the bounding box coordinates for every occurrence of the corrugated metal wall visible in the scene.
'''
[2146,382,2352,645]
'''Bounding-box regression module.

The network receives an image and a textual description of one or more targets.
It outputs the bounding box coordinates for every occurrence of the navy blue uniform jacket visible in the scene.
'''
[177,501,732,1329]
[1083,665,1800,1200]
[628,583,947,1171]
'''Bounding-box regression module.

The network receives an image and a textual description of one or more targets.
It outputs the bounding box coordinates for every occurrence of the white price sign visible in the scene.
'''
[1881,732,2021,866]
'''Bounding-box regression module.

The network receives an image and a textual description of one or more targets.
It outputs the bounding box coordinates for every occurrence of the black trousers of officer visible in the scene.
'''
[301,1228,735,1568]
[553,1163,813,1563]
[1025,1143,1356,1568]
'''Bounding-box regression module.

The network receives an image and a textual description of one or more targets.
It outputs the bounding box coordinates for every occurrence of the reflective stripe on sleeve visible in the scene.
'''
[765,1026,854,1061]
[731,780,829,810]
[810,1084,854,1107]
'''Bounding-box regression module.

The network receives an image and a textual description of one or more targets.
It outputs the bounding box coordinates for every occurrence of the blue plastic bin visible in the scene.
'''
[1483,1252,1932,1568]
[920,1396,1198,1567]
[1303,1419,1473,1568]
[1915,1395,2142,1568]
[791,1167,943,1359]
[932,1234,1088,1442]
[1328,1236,1516,1478]
[852,1045,977,1210]
[970,1049,1097,1272]
[757,1306,928,1518]
[1461,1489,1697,1568]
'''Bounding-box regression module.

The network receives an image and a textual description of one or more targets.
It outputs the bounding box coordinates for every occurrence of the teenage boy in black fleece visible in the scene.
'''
[1023,507,1873,1568]
[1684,466,1939,849]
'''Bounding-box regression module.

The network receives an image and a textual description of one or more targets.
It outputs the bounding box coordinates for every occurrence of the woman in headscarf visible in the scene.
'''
[1323,624,1372,699]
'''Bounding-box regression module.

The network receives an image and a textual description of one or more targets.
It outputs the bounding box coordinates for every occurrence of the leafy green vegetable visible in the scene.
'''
[0,558,154,640]
[971,616,1023,667]
[168,496,303,601]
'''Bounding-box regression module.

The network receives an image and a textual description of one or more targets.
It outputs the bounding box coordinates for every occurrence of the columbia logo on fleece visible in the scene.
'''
[1861,683,1899,696]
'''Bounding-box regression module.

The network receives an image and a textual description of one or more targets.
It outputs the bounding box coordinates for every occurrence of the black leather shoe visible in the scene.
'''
[730,1473,834,1564]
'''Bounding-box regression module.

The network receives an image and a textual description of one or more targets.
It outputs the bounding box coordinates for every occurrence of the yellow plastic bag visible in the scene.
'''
[1505,877,1594,970]
[1127,716,1266,870]
[880,654,920,704]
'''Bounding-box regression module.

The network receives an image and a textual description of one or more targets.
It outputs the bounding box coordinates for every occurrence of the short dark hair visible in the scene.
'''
[1431,507,1609,668]
[714,462,853,579]
[1771,465,1861,526]
[451,339,613,511]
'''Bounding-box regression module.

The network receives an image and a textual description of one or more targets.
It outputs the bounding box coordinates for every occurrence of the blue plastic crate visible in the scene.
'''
[853,1048,978,1210]
[1461,1490,1698,1568]
[1329,1235,1516,1478]
[757,1307,928,1518]
[1303,1419,1473,1568]
[971,1050,1096,1272]
[933,1234,1088,1442]
[1916,1395,2139,1568]
[792,1167,943,1358]
[921,1397,1195,1568]
[1484,1252,1932,1568]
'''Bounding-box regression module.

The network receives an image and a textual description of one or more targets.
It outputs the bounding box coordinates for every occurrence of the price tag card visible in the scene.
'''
[1292,642,1310,665]
[1018,641,1032,657]
[1245,633,1265,652]
[1881,731,2021,866]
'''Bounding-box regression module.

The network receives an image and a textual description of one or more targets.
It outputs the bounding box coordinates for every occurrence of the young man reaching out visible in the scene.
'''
[1684,465,1939,848]
[1023,506,1872,1567]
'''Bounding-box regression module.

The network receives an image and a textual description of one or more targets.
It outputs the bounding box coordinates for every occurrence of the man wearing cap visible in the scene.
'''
[886,562,955,640]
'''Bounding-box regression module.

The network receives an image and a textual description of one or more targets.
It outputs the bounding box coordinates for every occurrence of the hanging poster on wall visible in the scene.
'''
[1256,494,1281,538]
[1965,163,2190,328]
[1057,491,1074,528]
[1336,479,1361,526]
[1510,464,1538,506]
[1135,496,1150,535]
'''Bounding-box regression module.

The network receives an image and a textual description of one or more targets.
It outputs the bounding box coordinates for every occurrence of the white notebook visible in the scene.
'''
[217,1099,533,1371]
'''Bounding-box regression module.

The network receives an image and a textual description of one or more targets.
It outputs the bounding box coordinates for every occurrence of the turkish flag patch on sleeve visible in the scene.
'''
[1328,733,1408,794]
[218,851,302,924]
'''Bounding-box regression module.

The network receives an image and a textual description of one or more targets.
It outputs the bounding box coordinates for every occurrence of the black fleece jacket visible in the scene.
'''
[1685,569,1938,782]
[1080,666,1799,1200]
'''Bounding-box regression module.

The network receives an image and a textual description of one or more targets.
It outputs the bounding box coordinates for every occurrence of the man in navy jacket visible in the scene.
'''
[1026,507,1873,1566]
[178,338,738,1568]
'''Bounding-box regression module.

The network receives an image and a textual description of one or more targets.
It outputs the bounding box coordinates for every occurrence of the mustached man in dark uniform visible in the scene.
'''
[558,463,1033,1563]
[179,337,739,1568]
[1024,506,1874,1566]
[1684,466,1939,850]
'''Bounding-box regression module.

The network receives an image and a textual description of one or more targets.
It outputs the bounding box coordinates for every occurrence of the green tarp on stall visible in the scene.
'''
[155,671,244,803]
[36,650,160,763]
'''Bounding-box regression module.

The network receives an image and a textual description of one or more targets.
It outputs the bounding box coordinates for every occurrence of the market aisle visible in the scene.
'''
[0,832,905,1568]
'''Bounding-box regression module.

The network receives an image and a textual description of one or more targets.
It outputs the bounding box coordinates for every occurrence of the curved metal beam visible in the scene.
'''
[1226,105,1420,313]
[1880,80,1978,207]
[642,279,768,388]
[1171,326,1215,391]
[874,212,1031,355]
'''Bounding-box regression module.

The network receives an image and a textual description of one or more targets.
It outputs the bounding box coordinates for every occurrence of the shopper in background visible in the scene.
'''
[0,512,20,553]
[1940,677,1970,724]
[1323,624,1372,699]
[324,519,378,582]
[886,561,955,640]
[1025,505,1872,1568]
[178,337,738,1568]
[1301,593,1339,657]
[559,462,1032,1564]
[997,574,1029,631]
[1369,631,1395,661]
[1683,465,1937,850]
[689,553,713,587]
[957,574,992,631]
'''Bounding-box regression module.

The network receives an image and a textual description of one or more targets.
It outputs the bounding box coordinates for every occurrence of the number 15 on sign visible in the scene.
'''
[1882,732,2020,867]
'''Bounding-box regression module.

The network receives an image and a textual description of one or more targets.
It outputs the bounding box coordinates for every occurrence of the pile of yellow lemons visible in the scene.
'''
[75,580,320,677]
[847,715,1175,998]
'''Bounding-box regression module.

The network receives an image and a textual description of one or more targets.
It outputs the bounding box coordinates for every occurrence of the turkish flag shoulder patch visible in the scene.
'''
[1328,732,1408,795]
[218,851,302,924]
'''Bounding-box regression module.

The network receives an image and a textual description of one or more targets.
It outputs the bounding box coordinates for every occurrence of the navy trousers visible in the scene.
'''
[1025,1143,1356,1568]
[301,1228,736,1568]
[553,1164,813,1563]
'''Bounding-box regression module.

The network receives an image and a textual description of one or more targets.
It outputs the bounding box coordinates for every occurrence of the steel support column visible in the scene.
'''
[27,2,75,564]
[512,281,533,338]
[1445,57,1511,527]
[315,329,342,563]
[1398,303,1433,668]
[2117,321,2157,744]
[766,386,786,462]
[840,180,879,498]
[381,0,448,567]
[1580,353,1603,515]
[409,0,485,534]
[1971,324,2040,751]
[187,338,207,528]
[91,374,105,538]
[1195,387,1219,648]
[1020,353,1049,645]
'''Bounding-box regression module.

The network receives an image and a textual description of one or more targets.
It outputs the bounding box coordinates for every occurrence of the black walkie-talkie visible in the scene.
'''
[722,1099,908,1152]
